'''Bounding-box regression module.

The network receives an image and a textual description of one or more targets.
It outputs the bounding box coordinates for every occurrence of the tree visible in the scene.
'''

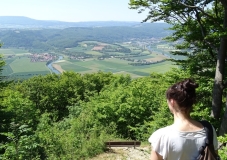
[0,46,13,154]
[129,0,227,135]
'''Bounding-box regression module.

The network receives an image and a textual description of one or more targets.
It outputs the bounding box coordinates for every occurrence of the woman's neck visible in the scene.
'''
[173,111,192,125]
[171,111,203,132]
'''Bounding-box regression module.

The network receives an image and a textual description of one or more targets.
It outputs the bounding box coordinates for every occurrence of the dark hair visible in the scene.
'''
[166,78,198,110]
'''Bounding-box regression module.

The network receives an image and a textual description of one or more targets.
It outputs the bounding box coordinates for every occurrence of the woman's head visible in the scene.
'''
[166,78,198,111]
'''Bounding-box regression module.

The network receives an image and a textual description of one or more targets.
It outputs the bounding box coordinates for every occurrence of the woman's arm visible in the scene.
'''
[150,149,163,160]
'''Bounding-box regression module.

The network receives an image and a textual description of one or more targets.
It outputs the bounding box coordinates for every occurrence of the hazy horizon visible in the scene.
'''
[0,15,149,23]
[0,0,148,23]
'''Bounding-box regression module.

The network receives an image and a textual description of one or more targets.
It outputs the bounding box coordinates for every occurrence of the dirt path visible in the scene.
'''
[90,146,150,160]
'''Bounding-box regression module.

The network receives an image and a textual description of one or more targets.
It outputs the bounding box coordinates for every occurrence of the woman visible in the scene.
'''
[148,78,218,160]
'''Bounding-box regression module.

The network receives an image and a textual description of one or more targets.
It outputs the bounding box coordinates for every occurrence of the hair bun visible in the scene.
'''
[183,79,198,91]
[166,78,198,110]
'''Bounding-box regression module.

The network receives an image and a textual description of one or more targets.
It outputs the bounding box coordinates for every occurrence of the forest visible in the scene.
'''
[0,23,170,51]
[0,65,227,159]
[0,0,227,159]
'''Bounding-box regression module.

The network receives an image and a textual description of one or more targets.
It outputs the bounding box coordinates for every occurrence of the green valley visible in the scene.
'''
[1,39,178,79]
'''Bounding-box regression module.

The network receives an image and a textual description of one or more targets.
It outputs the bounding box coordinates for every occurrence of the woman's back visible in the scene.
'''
[149,125,207,160]
[149,79,218,160]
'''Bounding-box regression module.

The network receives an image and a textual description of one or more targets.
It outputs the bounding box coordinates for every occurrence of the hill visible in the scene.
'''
[0,16,144,28]
[0,23,171,49]
[0,17,174,79]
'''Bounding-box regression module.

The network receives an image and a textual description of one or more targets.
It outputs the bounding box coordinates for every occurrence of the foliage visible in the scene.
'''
[217,134,227,159]
[0,23,170,50]
[1,88,38,127]
[0,123,40,160]
[89,76,158,140]
[129,0,227,135]
[15,71,116,120]
[0,53,12,154]
[1,4,227,155]
[36,109,116,159]
[0,61,224,158]
[129,0,226,81]
[81,68,212,141]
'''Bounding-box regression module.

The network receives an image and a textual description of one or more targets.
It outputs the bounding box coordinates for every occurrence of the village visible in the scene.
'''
[29,53,58,62]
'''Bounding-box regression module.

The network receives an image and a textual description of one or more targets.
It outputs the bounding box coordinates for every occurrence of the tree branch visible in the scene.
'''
[178,1,197,8]
[178,1,223,29]
[170,11,187,24]
[197,8,222,29]
[215,0,218,18]
[203,40,219,54]
[169,15,183,25]
[195,10,206,38]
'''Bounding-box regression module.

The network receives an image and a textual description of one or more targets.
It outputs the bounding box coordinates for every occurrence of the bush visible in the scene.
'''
[218,134,227,159]
[36,107,117,159]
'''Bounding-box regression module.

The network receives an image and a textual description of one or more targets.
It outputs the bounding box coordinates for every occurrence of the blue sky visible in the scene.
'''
[0,0,148,22]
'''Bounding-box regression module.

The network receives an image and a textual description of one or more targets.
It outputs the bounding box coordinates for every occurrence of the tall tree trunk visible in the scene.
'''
[218,37,227,135]
[212,38,227,119]
[214,4,227,135]
[219,94,227,135]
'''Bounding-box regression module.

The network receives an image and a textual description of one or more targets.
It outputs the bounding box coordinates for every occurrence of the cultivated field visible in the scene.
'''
[0,49,50,78]
[59,58,165,76]
[0,41,177,79]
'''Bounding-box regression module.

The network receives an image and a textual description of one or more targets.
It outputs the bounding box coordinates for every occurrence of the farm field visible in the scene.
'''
[56,58,175,78]
[3,57,50,78]
[10,58,49,73]
[0,48,50,78]
[0,41,177,79]
[0,48,31,55]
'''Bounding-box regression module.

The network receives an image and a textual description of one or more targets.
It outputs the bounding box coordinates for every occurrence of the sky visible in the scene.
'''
[0,0,148,22]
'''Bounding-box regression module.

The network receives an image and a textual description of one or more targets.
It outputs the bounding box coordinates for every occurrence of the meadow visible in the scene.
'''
[56,58,174,78]
[0,41,177,79]
[0,48,50,78]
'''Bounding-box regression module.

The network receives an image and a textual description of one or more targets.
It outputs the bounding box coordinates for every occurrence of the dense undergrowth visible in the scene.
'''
[0,68,226,159]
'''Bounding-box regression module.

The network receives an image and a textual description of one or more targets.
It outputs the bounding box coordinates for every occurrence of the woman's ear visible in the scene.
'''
[167,99,175,113]
[169,99,174,106]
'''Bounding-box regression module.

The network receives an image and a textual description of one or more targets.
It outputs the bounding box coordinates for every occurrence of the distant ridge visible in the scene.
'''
[0,16,146,29]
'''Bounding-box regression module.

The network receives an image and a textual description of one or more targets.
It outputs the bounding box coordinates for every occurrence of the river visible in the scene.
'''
[47,56,63,74]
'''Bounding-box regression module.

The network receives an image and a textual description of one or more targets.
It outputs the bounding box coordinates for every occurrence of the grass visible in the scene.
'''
[0,49,15,55]
[141,50,150,54]
[106,52,125,55]
[1,50,51,78]
[8,71,50,79]
[132,55,154,60]
[57,58,176,77]
[67,46,103,56]
[2,65,13,75]
[114,71,143,79]
[0,48,30,55]
[10,57,50,73]
[86,59,133,71]
[5,58,17,65]
[85,50,102,55]
[58,61,91,72]
[136,61,177,73]
[131,50,142,54]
